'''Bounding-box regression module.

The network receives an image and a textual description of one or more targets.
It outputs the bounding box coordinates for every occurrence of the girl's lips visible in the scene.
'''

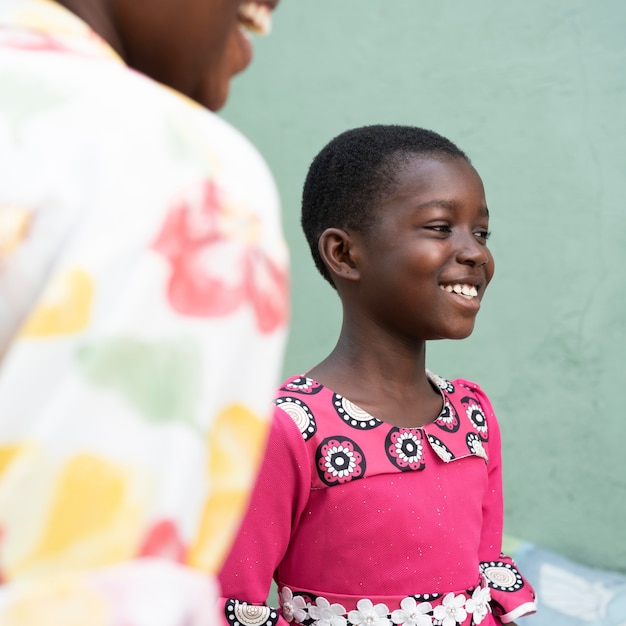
[439,283,482,311]
[439,283,479,299]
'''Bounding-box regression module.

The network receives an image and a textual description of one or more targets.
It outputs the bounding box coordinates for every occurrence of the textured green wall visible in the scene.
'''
[222,0,626,572]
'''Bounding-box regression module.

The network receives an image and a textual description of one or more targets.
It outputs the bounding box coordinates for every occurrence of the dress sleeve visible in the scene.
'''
[218,404,311,626]
[468,382,537,624]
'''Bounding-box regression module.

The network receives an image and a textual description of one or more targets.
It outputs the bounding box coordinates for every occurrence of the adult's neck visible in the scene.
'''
[54,0,125,59]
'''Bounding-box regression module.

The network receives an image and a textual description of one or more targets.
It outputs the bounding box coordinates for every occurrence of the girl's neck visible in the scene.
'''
[306,324,443,428]
[314,332,426,382]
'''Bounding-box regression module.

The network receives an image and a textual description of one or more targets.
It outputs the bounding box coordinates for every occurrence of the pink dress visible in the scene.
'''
[219,374,537,626]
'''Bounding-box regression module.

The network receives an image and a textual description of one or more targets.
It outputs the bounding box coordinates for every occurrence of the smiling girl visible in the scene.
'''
[219,125,537,626]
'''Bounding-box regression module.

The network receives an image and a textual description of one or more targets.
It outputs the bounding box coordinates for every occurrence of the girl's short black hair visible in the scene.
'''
[301,124,469,286]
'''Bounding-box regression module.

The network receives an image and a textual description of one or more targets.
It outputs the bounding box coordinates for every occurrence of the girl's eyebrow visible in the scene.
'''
[413,199,490,217]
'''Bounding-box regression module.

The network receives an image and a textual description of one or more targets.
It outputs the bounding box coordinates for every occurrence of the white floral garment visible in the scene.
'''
[0,0,289,624]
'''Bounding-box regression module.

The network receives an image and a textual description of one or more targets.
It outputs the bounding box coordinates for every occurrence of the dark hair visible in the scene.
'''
[301,124,470,286]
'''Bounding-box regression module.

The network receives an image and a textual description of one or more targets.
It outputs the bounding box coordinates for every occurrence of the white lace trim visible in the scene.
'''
[279,586,492,626]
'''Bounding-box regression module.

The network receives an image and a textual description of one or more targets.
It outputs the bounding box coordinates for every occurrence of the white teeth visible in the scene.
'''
[238,2,272,35]
[440,284,479,299]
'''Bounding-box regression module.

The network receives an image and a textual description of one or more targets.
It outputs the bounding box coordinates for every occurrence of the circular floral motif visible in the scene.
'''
[332,394,381,430]
[434,400,460,433]
[480,561,525,592]
[461,397,488,438]
[275,397,317,440]
[281,377,323,395]
[225,600,279,626]
[426,434,455,463]
[466,432,488,461]
[316,436,366,486]
[386,428,426,472]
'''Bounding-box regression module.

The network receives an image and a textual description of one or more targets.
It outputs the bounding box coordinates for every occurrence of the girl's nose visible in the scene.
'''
[456,232,489,267]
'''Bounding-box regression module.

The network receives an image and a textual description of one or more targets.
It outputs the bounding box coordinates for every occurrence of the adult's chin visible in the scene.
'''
[196,26,252,111]
[196,79,231,111]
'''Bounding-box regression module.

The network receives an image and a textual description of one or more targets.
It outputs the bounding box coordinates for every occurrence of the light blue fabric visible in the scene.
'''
[507,538,626,625]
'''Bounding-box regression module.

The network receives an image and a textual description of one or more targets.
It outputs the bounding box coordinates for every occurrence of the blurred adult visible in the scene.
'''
[0,0,288,623]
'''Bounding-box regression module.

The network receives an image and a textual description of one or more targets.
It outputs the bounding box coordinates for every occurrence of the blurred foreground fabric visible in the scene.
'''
[0,0,288,623]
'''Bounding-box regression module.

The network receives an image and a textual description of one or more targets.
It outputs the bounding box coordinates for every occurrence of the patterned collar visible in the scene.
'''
[279,372,491,466]
[422,371,490,463]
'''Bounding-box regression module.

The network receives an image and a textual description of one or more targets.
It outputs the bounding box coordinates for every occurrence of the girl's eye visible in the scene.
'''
[426,224,452,234]
[474,229,492,242]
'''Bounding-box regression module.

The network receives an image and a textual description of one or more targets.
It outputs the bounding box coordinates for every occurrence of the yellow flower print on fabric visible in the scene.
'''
[0,573,110,626]
[76,337,201,426]
[21,268,93,337]
[0,206,31,264]
[2,452,147,580]
[188,403,267,573]
[0,444,21,478]
[14,0,93,37]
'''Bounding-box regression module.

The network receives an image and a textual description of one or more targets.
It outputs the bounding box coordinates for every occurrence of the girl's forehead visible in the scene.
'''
[359,156,488,233]
[384,155,485,201]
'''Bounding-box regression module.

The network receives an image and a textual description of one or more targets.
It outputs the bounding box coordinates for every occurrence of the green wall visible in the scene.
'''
[222,0,626,572]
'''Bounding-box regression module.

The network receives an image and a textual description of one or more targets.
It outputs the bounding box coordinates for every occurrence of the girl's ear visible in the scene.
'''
[318,228,361,283]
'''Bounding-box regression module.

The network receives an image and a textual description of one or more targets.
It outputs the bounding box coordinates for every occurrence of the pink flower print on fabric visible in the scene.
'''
[0,31,74,54]
[390,597,434,626]
[348,599,391,626]
[0,27,113,59]
[280,587,308,623]
[153,179,288,333]
[138,519,186,563]
[432,593,467,626]
[308,597,347,626]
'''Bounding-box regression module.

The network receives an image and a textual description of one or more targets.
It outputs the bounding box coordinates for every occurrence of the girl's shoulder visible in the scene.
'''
[428,371,498,418]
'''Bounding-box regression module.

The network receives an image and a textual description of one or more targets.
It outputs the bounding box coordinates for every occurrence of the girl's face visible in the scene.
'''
[352,155,495,342]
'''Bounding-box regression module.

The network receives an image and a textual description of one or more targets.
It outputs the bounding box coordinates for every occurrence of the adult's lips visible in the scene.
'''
[232,0,279,74]
[238,0,278,35]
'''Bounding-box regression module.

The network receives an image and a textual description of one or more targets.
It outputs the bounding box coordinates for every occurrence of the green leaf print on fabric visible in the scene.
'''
[0,73,70,130]
[166,112,219,172]
[76,337,201,426]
